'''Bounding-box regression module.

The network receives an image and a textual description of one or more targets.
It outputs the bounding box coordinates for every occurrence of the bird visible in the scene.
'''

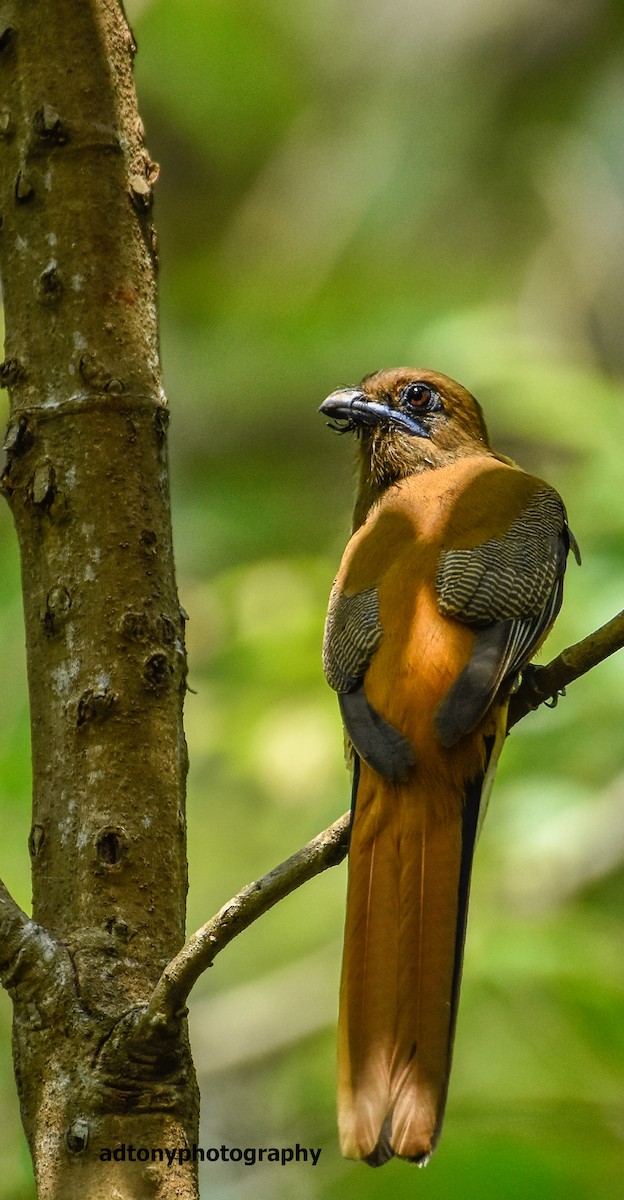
[319,367,579,1167]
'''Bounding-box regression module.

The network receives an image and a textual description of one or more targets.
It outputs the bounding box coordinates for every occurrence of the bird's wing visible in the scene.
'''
[323,580,417,780]
[434,484,576,745]
[322,583,382,694]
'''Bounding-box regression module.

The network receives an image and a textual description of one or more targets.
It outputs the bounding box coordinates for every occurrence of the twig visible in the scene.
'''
[145,609,624,1027]
[508,609,624,728]
[143,812,350,1030]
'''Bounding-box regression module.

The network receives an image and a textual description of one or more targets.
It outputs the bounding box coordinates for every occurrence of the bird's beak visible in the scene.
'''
[319,389,430,438]
[319,389,368,421]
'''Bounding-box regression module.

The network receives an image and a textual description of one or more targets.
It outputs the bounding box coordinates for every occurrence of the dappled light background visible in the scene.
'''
[0,0,623,1196]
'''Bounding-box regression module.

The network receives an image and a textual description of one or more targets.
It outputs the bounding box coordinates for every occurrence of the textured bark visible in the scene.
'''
[0,2,199,1196]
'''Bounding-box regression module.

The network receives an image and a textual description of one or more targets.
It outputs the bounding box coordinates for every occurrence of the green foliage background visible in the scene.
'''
[0,0,623,1196]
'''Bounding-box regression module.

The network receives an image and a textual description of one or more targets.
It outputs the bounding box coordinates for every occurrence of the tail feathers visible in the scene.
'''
[338,764,481,1164]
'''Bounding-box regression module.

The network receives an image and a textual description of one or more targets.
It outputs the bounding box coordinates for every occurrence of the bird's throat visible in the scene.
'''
[352,434,485,531]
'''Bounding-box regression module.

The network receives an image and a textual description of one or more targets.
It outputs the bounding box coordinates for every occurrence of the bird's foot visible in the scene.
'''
[520,663,566,710]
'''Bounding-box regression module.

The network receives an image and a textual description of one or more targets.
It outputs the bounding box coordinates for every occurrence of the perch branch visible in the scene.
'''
[144,608,624,1028]
[142,812,351,1030]
[508,608,624,728]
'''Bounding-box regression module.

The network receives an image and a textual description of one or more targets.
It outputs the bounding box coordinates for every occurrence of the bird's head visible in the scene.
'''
[319,368,491,527]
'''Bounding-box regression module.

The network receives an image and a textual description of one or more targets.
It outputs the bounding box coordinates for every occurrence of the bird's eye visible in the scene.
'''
[400,382,441,412]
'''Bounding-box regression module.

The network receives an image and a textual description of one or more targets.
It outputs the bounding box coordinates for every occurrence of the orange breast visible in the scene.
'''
[336,455,538,806]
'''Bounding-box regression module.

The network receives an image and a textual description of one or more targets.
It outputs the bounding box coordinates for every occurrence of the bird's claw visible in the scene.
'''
[520,664,566,710]
[543,686,566,708]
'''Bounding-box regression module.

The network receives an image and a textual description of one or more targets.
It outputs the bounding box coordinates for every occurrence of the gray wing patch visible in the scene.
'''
[324,584,416,777]
[435,620,514,747]
[436,488,566,625]
[339,687,416,781]
[322,584,383,693]
[434,487,574,746]
[434,583,561,748]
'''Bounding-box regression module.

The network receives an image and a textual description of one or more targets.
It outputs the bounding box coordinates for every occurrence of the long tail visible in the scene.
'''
[337,760,483,1165]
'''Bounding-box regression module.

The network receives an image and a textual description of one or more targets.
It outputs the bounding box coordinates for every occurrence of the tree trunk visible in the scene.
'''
[0,1,199,1195]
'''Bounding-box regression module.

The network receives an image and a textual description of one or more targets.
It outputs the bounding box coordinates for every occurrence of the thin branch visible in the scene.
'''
[508,609,624,728]
[142,812,351,1030]
[144,609,624,1027]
